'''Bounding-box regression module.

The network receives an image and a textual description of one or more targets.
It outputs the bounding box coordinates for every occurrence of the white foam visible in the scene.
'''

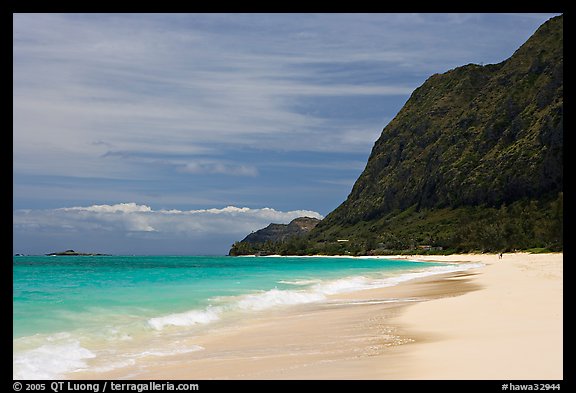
[277,279,322,286]
[279,262,484,300]
[236,288,326,311]
[147,306,222,330]
[386,262,485,285]
[146,262,484,331]
[13,336,96,380]
[311,275,375,295]
[12,261,484,379]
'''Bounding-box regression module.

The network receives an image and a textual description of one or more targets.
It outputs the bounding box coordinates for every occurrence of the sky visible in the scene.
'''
[13,13,560,255]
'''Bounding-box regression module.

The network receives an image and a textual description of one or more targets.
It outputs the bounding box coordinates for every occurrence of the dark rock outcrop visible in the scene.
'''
[229,217,320,255]
[241,217,320,244]
[46,249,109,256]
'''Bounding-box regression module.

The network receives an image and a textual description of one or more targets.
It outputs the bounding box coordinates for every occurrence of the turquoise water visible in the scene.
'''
[13,255,477,379]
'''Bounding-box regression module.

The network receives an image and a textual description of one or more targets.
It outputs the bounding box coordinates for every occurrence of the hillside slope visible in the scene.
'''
[311,15,562,254]
[230,15,563,256]
[229,217,320,255]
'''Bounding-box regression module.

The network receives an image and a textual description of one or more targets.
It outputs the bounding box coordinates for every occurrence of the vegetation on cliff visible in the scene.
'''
[230,15,563,256]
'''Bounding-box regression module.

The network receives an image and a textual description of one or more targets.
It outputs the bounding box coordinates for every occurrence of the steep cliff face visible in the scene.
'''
[318,15,562,229]
[229,15,563,256]
[302,15,563,253]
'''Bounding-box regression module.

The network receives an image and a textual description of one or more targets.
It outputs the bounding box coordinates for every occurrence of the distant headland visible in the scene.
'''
[45,249,109,256]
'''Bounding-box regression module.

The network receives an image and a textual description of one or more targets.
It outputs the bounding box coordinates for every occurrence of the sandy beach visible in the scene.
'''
[392,253,563,379]
[72,253,563,380]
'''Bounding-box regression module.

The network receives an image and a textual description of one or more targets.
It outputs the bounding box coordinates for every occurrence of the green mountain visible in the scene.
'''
[230,15,563,256]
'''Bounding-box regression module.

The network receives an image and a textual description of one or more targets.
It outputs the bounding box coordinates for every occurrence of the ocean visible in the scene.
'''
[13,255,480,379]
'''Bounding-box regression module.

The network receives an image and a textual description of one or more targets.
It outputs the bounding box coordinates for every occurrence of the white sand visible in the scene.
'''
[72,253,563,380]
[395,253,563,379]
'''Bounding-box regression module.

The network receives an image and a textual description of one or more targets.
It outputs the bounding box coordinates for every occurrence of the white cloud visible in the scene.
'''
[13,13,424,182]
[16,12,549,181]
[13,203,323,238]
[59,202,152,213]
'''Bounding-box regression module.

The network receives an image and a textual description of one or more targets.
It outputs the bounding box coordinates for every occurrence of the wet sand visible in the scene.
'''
[71,253,562,380]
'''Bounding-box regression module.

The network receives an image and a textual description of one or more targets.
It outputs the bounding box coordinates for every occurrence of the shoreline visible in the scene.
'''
[70,252,562,380]
[395,252,563,379]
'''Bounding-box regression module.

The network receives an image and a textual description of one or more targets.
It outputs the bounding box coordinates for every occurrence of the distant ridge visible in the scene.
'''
[322,15,563,224]
[229,217,320,255]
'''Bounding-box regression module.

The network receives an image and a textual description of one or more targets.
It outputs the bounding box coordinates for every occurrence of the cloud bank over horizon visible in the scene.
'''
[13,202,323,255]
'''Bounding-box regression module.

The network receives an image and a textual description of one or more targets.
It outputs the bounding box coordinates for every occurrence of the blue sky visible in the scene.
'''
[13,13,560,255]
